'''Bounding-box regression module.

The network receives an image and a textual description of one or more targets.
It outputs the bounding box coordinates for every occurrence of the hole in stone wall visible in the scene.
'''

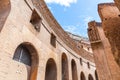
[62,53,69,80]
[71,59,78,80]
[50,33,56,48]
[87,62,90,69]
[45,58,57,80]
[118,14,120,17]
[80,58,83,66]
[81,45,83,48]
[95,70,99,80]
[104,18,107,20]
[80,72,86,80]
[88,74,94,80]
[88,28,92,31]
[87,47,90,51]
[30,9,42,32]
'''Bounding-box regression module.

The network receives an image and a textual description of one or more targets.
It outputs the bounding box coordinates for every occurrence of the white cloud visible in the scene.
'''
[84,16,93,24]
[83,16,94,28]
[64,25,77,33]
[64,25,88,37]
[45,0,77,7]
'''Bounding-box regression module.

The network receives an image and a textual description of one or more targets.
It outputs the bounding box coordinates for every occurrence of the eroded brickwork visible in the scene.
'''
[114,0,120,11]
[88,21,120,80]
[88,2,120,80]
[98,3,120,66]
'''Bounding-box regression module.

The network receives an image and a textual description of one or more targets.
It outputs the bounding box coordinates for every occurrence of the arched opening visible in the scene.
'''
[95,70,98,80]
[62,53,69,80]
[13,45,32,66]
[13,42,39,80]
[71,59,78,80]
[87,62,90,69]
[0,0,11,32]
[80,72,86,80]
[45,58,57,80]
[80,58,83,66]
[88,74,94,80]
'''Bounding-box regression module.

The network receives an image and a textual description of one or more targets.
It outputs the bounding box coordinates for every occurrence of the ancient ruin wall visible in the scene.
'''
[98,3,120,66]
[88,21,120,80]
[0,0,96,80]
[114,0,120,11]
[0,0,11,32]
[31,0,94,62]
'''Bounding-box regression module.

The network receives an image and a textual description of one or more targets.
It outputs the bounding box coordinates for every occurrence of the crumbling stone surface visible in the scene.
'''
[88,21,120,80]
[98,3,120,66]
[114,0,120,11]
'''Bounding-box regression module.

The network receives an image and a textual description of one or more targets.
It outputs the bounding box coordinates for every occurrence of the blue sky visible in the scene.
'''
[45,0,113,37]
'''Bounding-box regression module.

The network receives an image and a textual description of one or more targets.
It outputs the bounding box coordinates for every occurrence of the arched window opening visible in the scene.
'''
[95,70,99,80]
[13,45,31,66]
[71,59,78,80]
[0,0,11,32]
[62,53,69,80]
[45,58,57,80]
[13,43,39,80]
[80,58,83,66]
[30,9,42,32]
[87,47,90,51]
[87,62,90,69]
[81,45,83,48]
[80,72,86,80]
[50,33,56,48]
[88,74,94,80]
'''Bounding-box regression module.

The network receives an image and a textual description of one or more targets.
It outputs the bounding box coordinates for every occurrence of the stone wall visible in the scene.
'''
[0,0,96,80]
[88,21,120,80]
[98,3,120,66]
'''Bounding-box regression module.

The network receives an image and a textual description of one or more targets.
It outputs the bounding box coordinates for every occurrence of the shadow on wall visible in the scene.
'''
[0,0,11,32]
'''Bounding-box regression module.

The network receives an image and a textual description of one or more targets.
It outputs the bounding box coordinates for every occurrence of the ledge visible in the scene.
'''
[91,40,102,44]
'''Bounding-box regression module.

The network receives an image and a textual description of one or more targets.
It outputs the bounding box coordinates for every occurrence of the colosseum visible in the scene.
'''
[0,0,120,80]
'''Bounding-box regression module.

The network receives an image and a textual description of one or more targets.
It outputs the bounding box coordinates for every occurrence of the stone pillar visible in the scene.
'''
[88,21,120,80]
[98,3,120,67]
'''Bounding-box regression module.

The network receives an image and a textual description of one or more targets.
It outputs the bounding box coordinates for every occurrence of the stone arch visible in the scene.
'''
[80,72,86,80]
[0,0,11,32]
[88,74,94,80]
[62,53,69,80]
[45,58,57,80]
[95,70,98,80]
[13,42,39,80]
[71,59,78,80]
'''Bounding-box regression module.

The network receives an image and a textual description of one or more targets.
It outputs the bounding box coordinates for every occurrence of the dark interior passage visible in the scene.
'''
[71,59,78,80]
[45,58,57,80]
[62,53,69,80]
[88,74,94,80]
[80,72,86,80]
[95,70,99,80]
